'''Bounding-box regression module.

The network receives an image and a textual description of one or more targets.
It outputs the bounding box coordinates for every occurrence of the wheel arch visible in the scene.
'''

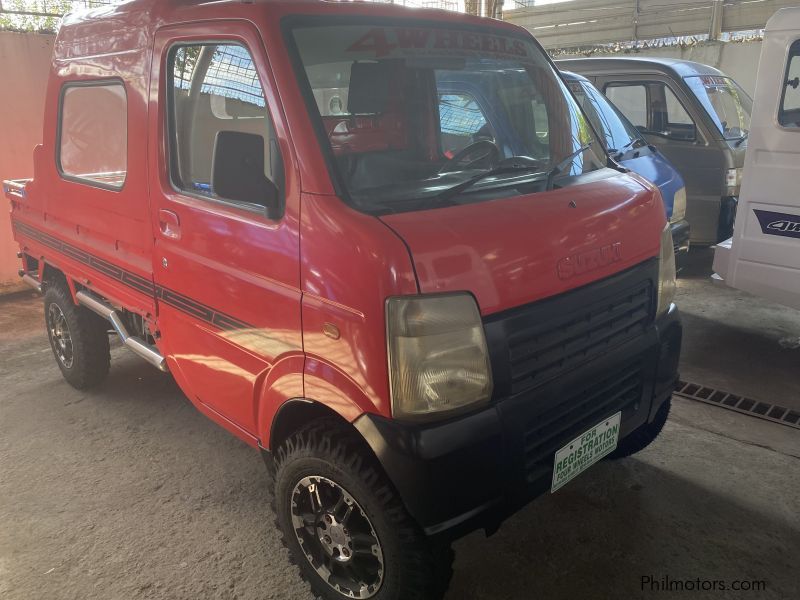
[268,398,361,455]
[41,261,79,301]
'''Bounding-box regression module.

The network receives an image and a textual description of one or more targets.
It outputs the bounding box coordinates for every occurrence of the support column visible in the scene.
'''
[709,0,723,41]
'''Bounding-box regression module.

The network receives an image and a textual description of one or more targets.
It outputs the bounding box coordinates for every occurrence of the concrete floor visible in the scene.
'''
[1,251,798,600]
[678,248,800,411]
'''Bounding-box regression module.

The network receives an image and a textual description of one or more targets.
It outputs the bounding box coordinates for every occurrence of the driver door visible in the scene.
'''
[148,24,302,438]
[601,77,724,244]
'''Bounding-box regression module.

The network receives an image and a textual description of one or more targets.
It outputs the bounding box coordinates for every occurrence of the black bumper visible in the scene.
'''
[354,303,681,540]
[671,219,690,259]
[717,196,738,243]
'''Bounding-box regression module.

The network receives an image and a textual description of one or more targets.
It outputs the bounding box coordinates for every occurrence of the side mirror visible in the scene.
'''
[211,131,281,219]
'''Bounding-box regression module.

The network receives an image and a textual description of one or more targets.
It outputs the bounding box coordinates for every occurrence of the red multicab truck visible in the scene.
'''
[4,1,682,598]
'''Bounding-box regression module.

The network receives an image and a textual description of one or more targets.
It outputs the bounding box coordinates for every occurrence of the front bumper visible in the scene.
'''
[355,304,682,540]
[717,196,738,243]
[670,219,690,259]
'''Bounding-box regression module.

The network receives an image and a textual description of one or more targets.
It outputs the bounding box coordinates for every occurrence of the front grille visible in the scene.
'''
[522,363,643,483]
[500,270,654,395]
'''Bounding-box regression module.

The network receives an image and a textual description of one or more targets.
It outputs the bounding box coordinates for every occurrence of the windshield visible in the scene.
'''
[566,78,645,155]
[684,75,752,140]
[289,21,606,212]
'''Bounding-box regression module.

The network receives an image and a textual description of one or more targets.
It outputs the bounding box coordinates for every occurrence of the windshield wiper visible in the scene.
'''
[436,145,592,203]
[545,143,592,190]
[434,158,547,204]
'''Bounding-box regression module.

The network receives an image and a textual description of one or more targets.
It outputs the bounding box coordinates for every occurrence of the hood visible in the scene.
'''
[380,172,665,316]
[621,149,685,220]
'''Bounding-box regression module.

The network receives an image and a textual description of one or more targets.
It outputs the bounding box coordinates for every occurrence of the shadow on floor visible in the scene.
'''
[448,452,797,600]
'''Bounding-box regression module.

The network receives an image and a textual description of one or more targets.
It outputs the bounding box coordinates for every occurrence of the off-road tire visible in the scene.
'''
[44,283,110,390]
[608,396,671,459]
[272,419,453,600]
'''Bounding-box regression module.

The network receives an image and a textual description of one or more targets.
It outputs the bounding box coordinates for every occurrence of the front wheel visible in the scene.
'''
[272,420,452,600]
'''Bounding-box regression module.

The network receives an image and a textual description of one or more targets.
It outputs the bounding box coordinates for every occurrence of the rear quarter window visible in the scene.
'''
[779,40,800,128]
[58,81,127,189]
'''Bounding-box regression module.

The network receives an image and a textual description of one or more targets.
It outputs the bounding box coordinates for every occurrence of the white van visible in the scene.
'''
[713,7,800,310]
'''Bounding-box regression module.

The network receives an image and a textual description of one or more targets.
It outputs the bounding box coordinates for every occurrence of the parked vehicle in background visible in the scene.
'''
[561,70,689,259]
[4,1,682,598]
[558,57,752,246]
[713,7,800,310]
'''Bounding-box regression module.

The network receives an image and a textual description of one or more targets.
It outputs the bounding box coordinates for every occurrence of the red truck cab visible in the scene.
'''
[5,2,681,598]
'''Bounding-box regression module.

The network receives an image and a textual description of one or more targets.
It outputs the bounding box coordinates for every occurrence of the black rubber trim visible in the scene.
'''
[13,219,253,331]
[670,219,690,253]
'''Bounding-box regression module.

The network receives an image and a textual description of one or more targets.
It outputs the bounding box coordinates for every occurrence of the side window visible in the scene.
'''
[655,83,696,140]
[438,92,490,156]
[568,81,607,146]
[58,82,127,189]
[605,84,647,129]
[662,85,693,125]
[168,43,283,209]
[607,81,696,140]
[531,98,549,144]
[779,40,800,128]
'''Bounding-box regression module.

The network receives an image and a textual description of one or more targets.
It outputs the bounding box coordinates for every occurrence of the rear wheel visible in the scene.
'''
[272,420,452,600]
[44,283,110,390]
[608,397,671,459]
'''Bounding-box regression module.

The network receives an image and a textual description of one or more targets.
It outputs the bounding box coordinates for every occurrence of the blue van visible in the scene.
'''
[560,71,690,257]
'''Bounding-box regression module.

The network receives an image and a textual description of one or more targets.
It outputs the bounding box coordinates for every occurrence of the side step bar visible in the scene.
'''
[75,290,168,372]
[19,269,42,293]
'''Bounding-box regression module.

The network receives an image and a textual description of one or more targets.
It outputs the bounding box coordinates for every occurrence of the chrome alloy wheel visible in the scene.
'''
[48,303,74,369]
[290,476,384,598]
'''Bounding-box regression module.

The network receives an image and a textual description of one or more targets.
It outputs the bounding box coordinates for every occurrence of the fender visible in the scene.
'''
[258,353,383,449]
[254,352,306,445]
[303,354,384,422]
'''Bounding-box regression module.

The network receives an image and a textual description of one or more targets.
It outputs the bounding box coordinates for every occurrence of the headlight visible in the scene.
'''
[386,293,493,421]
[725,168,742,193]
[657,224,677,317]
[670,187,686,223]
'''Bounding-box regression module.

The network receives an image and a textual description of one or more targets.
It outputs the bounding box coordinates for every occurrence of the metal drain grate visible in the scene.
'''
[675,381,800,430]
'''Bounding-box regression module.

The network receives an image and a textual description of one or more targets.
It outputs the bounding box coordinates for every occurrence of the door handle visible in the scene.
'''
[158,209,181,240]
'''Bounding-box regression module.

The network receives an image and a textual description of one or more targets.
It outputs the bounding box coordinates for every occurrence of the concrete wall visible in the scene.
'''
[558,39,763,97]
[0,31,54,293]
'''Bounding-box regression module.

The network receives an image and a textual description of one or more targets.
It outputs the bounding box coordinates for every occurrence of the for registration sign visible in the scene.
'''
[551,412,621,493]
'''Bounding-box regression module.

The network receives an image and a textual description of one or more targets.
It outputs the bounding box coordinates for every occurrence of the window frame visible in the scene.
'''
[164,40,285,218]
[56,78,129,192]
[604,79,700,142]
[778,39,800,131]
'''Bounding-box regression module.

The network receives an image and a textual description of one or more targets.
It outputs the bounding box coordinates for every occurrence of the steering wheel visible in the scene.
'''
[440,139,500,173]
